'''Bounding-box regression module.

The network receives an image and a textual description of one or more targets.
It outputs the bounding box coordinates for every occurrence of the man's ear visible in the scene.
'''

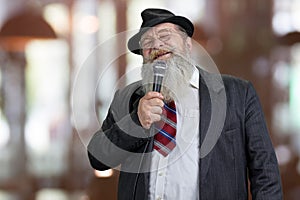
[186,37,192,52]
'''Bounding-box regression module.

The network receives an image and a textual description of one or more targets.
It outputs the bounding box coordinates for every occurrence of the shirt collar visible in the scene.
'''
[190,66,199,89]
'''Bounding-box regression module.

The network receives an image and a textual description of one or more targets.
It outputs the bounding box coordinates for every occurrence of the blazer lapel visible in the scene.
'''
[198,68,227,182]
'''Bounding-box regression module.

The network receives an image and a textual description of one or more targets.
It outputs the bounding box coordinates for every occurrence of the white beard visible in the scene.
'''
[141,49,194,103]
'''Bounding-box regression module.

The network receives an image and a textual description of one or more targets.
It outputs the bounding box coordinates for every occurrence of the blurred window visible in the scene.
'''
[25,39,70,177]
[290,44,300,131]
[273,0,300,35]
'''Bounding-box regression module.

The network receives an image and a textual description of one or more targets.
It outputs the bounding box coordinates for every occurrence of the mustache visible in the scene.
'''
[144,47,175,63]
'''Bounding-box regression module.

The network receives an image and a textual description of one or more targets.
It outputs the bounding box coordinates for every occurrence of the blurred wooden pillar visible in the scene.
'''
[113,0,127,83]
[1,52,27,176]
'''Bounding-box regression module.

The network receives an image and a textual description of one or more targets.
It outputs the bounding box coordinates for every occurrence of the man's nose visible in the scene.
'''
[152,38,164,48]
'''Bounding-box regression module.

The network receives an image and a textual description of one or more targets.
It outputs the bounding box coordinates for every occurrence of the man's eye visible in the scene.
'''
[142,40,152,47]
[158,33,170,41]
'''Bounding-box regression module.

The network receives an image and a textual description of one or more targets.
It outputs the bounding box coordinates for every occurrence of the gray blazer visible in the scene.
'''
[88,68,283,200]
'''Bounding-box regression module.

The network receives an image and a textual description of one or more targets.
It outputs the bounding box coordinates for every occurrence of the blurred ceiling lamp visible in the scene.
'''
[0,9,57,52]
[94,169,114,178]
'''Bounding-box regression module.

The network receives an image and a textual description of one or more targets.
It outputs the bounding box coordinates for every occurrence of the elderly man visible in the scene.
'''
[88,8,283,200]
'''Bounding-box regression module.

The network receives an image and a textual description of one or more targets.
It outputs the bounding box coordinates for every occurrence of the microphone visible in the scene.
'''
[152,60,167,92]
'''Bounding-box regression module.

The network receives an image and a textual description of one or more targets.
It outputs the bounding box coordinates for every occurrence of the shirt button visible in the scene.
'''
[156,196,162,200]
[158,172,163,176]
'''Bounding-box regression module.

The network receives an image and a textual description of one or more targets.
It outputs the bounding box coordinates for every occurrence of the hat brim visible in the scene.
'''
[127,16,194,55]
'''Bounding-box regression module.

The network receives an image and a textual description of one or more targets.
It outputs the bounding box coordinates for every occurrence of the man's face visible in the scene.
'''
[140,23,194,102]
[140,23,192,63]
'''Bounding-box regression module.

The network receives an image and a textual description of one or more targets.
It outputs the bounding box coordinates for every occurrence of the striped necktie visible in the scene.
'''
[153,101,177,157]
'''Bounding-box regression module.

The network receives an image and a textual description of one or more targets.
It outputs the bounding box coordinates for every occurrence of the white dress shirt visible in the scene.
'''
[149,66,200,200]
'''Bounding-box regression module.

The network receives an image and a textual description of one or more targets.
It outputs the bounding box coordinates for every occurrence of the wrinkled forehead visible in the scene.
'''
[141,23,178,39]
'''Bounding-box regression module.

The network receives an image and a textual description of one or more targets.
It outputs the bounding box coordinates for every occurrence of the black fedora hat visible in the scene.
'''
[127,8,194,55]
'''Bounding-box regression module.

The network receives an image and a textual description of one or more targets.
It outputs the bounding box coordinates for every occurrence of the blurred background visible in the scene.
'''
[0,0,300,199]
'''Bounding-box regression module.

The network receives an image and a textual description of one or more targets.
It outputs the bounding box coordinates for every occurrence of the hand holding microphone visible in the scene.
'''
[137,61,167,129]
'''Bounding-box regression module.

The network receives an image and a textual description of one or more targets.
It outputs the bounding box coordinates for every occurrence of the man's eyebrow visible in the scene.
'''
[156,28,170,32]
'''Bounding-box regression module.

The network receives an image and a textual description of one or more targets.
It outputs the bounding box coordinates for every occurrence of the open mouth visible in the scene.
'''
[151,49,172,61]
[154,52,171,60]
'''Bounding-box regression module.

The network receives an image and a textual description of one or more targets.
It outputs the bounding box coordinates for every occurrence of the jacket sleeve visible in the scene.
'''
[87,89,150,171]
[245,82,283,199]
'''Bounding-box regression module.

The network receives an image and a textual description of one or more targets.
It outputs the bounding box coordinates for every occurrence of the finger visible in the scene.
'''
[150,106,163,115]
[148,98,164,107]
[150,113,162,123]
[137,107,162,129]
[144,91,164,100]
[138,110,152,129]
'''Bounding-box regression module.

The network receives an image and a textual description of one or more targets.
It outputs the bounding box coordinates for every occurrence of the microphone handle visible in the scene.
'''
[153,75,163,92]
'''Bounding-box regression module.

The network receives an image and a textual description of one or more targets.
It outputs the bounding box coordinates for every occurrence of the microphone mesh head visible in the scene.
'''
[152,60,167,77]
